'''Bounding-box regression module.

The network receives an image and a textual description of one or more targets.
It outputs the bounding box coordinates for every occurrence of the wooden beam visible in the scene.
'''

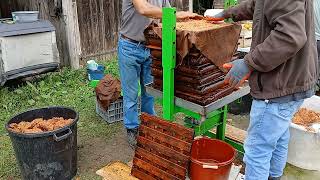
[62,0,81,69]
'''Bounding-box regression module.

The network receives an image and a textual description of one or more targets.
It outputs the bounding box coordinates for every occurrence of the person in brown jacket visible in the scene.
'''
[211,0,318,179]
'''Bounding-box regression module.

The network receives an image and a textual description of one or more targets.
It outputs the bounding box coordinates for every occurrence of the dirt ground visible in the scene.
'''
[77,126,134,179]
[75,103,162,179]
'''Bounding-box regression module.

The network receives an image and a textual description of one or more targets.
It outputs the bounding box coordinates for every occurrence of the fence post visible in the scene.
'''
[62,0,81,69]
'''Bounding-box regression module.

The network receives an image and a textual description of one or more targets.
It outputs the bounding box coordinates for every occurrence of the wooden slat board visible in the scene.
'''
[133,158,180,180]
[135,147,186,177]
[136,136,189,168]
[132,113,194,180]
[140,113,194,143]
[139,125,192,154]
[131,167,155,180]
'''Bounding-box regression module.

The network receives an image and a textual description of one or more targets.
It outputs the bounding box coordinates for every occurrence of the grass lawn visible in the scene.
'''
[0,58,121,179]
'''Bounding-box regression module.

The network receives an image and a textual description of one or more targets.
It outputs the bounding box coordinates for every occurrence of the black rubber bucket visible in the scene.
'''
[5,107,78,180]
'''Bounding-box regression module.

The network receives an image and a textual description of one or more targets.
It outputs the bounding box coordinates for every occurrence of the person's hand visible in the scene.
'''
[223,59,252,88]
[176,11,203,20]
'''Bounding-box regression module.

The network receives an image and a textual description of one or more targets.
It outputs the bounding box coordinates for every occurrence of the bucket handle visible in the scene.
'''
[53,128,72,142]
[202,164,219,169]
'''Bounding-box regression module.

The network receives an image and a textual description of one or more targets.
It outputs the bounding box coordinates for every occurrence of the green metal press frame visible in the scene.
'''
[160,0,244,154]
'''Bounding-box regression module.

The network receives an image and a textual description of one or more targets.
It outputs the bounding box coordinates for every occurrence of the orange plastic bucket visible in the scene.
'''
[190,138,237,180]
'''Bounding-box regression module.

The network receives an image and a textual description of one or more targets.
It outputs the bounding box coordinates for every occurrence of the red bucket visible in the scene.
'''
[190,138,237,180]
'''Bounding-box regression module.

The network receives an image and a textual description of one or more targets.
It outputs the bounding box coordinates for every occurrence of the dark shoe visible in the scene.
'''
[126,128,138,149]
[269,176,281,180]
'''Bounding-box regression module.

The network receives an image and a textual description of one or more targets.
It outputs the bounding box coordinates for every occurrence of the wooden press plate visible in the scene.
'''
[131,113,194,180]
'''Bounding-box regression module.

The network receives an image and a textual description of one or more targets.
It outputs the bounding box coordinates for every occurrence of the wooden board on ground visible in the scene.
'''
[211,124,247,143]
[96,161,138,180]
[97,161,242,180]
[131,113,194,180]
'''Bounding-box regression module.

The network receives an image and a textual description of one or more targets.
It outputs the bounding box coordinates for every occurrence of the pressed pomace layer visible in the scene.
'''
[176,20,224,32]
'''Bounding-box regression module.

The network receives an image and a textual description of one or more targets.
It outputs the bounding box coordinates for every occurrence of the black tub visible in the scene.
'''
[5,107,78,180]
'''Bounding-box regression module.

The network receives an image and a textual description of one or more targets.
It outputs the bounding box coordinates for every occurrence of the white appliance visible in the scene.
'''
[287,96,320,171]
[0,20,59,85]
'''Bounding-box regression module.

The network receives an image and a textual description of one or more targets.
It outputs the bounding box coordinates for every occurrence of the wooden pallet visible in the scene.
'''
[210,124,247,144]
[131,113,194,180]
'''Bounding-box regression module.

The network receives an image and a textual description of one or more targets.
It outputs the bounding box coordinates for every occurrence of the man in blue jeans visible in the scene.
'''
[118,0,200,149]
[213,0,318,179]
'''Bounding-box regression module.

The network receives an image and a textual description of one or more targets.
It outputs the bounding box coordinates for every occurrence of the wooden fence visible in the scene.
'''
[76,0,122,62]
[77,0,191,62]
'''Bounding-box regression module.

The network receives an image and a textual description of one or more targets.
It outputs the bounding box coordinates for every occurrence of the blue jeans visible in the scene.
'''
[118,37,156,129]
[244,99,303,180]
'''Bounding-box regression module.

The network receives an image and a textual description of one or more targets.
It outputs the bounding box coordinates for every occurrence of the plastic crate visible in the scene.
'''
[96,96,141,123]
